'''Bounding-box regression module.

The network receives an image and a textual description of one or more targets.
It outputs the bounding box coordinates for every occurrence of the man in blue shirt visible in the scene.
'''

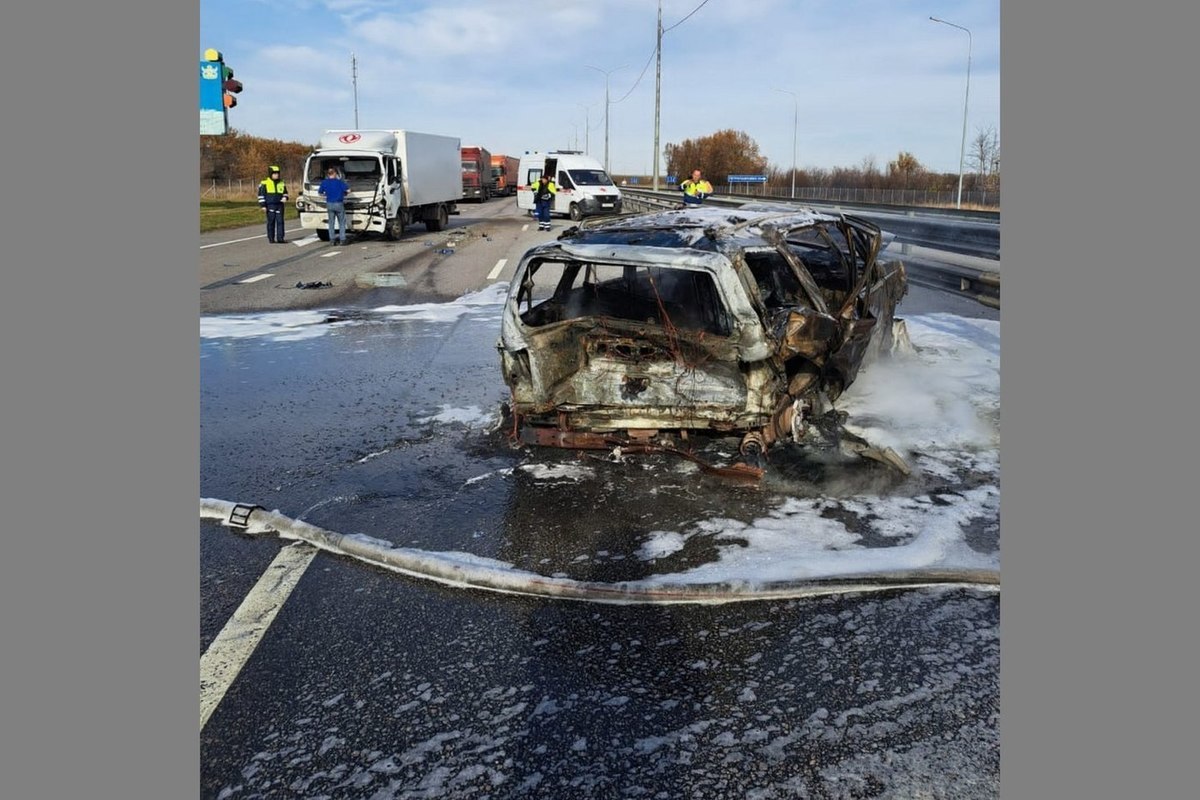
[318,167,350,245]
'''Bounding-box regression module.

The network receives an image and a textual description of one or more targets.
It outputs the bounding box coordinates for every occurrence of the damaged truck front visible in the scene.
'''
[497,206,910,476]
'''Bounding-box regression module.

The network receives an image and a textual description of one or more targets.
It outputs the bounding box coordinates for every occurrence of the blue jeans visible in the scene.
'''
[325,202,347,242]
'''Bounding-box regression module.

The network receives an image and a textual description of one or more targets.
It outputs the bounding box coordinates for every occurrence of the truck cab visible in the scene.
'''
[491,154,520,197]
[461,145,492,202]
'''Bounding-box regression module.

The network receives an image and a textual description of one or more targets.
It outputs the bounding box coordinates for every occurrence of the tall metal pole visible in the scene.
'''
[653,0,663,191]
[577,104,591,154]
[585,64,627,174]
[930,17,971,209]
[773,88,799,199]
[604,78,610,173]
[351,52,359,128]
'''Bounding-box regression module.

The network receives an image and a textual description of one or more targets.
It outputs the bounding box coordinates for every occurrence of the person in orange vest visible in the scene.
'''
[257,165,290,243]
[679,169,713,206]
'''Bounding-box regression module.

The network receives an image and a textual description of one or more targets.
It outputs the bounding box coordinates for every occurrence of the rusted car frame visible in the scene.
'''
[497,206,909,475]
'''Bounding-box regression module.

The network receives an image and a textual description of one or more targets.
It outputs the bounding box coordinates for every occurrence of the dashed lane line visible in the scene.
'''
[200,542,317,730]
[486,258,507,280]
[236,273,274,284]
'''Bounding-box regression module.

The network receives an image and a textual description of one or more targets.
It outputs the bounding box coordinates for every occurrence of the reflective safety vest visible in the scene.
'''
[534,179,557,201]
[681,177,712,197]
[258,177,289,207]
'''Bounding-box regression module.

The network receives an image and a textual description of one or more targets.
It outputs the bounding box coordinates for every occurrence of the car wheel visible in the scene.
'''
[569,203,583,221]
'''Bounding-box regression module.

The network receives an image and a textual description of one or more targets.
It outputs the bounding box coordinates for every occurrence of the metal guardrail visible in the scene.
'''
[622,189,998,258]
[618,189,1000,309]
[903,261,1000,309]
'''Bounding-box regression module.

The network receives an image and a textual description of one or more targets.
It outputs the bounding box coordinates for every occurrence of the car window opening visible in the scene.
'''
[518,259,731,337]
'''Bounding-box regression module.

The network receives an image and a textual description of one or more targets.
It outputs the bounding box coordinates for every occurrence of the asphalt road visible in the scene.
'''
[200,201,1000,798]
[200,198,540,315]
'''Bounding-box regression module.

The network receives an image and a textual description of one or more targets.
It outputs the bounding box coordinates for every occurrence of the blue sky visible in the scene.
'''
[200,0,999,176]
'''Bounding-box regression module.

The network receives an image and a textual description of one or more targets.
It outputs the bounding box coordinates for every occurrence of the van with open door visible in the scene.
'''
[516,151,623,221]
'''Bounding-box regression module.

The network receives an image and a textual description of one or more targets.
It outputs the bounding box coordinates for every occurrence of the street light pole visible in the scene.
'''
[773,88,799,199]
[585,64,627,174]
[930,16,971,209]
[653,0,663,191]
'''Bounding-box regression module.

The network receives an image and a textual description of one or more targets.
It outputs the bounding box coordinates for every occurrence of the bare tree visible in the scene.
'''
[967,124,999,181]
[859,155,881,189]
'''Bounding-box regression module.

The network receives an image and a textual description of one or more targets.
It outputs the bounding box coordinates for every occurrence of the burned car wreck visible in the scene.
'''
[497,205,911,478]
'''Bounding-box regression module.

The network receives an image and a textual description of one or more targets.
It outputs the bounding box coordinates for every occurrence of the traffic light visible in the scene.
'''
[222,65,242,109]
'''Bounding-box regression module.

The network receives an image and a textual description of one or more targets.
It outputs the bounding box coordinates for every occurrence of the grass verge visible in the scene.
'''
[201,200,300,233]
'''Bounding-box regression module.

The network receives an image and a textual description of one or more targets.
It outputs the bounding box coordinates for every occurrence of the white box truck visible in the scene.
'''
[516,151,623,222]
[296,130,461,241]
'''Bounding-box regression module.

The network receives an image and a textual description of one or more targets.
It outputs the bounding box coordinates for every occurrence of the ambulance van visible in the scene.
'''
[516,151,623,221]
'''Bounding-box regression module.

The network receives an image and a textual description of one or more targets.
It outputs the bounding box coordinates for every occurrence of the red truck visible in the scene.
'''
[460,146,493,202]
[490,154,520,197]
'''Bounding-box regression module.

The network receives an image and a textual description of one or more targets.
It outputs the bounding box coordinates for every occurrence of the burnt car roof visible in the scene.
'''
[561,205,848,254]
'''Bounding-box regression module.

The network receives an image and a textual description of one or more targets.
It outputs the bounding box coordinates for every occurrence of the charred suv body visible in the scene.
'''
[497,205,910,473]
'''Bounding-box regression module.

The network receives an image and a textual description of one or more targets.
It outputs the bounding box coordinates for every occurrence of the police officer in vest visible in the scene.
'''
[258,165,290,243]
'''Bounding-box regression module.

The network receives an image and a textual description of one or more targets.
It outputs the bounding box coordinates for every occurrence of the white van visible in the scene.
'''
[516,151,623,221]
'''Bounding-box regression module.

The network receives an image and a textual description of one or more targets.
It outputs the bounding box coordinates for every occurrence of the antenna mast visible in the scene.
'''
[351,53,360,128]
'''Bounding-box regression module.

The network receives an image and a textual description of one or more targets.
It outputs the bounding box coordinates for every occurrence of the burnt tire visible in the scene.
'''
[569,203,583,221]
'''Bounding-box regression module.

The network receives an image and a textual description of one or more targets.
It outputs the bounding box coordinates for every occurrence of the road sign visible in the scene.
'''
[727,174,767,183]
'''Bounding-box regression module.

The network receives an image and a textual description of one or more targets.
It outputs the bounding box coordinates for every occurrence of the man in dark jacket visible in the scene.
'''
[257,165,290,243]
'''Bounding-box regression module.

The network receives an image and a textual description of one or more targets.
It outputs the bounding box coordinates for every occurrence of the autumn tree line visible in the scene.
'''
[201,125,999,196]
[201,129,311,186]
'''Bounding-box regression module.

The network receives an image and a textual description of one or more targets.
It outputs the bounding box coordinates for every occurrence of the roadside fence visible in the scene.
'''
[717,185,999,209]
[201,176,299,200]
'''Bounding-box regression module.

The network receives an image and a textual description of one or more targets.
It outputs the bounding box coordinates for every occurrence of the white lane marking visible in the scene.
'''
[200,227,305,250]
[236,273,274,284]
[521,224,529,231]
[200,543,317,730]
[320,251,341,258]
[486,258,507,280]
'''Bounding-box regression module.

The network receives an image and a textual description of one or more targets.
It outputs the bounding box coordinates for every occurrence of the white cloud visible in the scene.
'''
[202,0,999,173]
